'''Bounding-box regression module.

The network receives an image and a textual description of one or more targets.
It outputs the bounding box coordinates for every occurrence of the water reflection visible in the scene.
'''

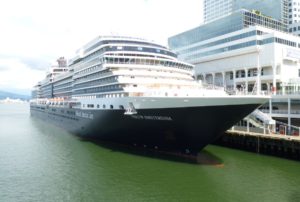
[79,137,224,165]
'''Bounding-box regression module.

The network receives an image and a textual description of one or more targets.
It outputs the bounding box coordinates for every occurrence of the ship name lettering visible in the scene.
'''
[131,115,172,121]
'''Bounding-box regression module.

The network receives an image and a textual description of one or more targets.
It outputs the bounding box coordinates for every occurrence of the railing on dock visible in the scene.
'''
[229,120,300,140]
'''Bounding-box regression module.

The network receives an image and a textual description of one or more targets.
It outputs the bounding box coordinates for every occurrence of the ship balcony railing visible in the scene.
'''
[73,69,101,80]
[74,57,102,72]
[73,65,104,79]
[74,77,194,90]
[124,87,219,97]
[53,93,72,97]
[73,81,115,90]
[72,88,124,96]
[53,87,73,92]
[53,74,72,82]
[102,58,192,72]
[115,69,192,78]
[73,72,113,84]
[73,61,190,81]
[53,80,73,87]
[53,84,72,90]
[117,77,195,85]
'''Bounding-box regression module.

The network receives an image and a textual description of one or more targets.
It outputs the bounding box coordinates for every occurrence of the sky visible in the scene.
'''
[0,0,203,95]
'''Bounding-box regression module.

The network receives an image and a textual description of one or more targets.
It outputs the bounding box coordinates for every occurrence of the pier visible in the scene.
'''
[215,126,300,160]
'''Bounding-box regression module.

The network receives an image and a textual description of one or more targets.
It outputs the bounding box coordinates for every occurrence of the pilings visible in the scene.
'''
[214,130,300,160]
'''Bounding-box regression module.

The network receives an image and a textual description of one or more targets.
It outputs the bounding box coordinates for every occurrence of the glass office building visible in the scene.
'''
[204,0,288,25]
[204,0,234,23]
[169,9,287,51]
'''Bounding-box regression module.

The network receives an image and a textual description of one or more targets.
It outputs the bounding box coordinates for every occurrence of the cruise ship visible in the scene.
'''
[30,36,268,153]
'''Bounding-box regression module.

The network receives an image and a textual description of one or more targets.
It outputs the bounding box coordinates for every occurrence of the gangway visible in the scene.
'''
[243,109,275,129]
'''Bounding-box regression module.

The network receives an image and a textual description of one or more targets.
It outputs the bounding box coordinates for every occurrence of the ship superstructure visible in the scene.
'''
[30,36,268,153]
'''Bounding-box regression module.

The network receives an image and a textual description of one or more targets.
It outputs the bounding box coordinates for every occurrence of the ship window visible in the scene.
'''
[103,105,106,109]
[119,105,124,110]
[110,105,113,109]
[97,104,100,108]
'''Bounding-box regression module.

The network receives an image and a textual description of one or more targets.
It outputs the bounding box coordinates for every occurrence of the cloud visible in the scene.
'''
[0,66,10,72]
[0,0,203,92]
[0,58,45,90]
[0,55,51,71]
[19,57,51,71]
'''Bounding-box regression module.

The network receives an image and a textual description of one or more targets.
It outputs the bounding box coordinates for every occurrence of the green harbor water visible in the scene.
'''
[1,103,300,202]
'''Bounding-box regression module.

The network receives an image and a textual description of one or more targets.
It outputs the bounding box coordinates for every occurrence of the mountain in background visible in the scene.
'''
[0,90,31,100]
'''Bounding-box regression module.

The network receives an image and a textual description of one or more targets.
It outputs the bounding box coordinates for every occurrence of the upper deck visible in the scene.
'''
[68,36,181,66]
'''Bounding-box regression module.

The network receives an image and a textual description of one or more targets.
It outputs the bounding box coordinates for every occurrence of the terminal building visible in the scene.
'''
[169,8,300,128]
[169,10,299,93]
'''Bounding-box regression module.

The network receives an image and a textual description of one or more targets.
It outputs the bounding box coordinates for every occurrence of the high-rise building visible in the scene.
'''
[204,0,288,25]
[204,0,234,23]
[289,0,300,24]
[288,0,300,35]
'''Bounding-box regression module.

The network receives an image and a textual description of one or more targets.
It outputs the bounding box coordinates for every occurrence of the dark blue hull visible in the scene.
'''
[30,103,260,152]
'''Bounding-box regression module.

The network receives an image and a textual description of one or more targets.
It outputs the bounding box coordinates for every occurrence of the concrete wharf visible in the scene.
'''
[215,127,300,160]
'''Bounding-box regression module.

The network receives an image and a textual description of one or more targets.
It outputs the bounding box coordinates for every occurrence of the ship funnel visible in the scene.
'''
[57,57,67,67]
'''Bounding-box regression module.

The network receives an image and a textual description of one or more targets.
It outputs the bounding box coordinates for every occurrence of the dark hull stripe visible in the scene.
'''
[30,104,260,151]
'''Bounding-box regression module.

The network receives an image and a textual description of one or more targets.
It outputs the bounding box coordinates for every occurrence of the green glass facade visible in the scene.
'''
[169,9,287,50]
[204,0,288,25]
